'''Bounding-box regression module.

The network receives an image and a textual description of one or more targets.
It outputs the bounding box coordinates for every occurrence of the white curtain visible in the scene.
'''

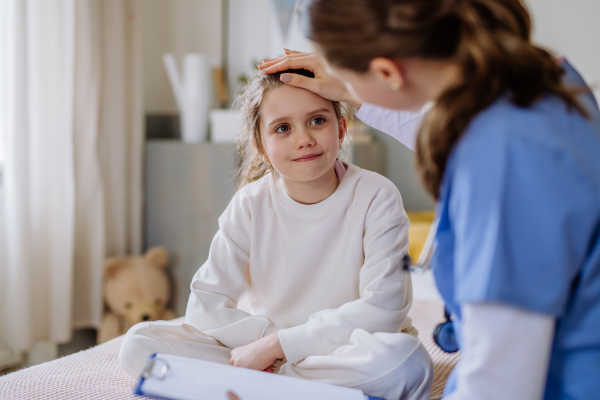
[0,0,143,354]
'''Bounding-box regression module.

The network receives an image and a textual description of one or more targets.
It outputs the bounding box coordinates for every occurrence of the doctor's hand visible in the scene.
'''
[230,332,285,372]
[259,49,362,109]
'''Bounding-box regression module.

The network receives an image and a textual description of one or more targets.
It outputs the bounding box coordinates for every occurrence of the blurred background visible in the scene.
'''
[0,0,598,373]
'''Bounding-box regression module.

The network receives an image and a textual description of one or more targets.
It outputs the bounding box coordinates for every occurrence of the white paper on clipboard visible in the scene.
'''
[135,353,367,400]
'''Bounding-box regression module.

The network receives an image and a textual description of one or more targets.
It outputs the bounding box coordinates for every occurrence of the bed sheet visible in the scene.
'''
[0,300,459,400]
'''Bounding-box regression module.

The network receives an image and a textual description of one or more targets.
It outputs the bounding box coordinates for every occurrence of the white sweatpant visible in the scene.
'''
[119,320,433,400]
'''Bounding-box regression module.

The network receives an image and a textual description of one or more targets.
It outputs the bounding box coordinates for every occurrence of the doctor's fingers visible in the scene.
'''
[260,50,314,67]
[227,391,241,400]
[259,53,320,74]
[284,49,304,55]
[260,57,354,105]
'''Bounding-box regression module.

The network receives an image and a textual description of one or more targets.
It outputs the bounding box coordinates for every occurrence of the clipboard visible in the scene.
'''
[134,353,386,400]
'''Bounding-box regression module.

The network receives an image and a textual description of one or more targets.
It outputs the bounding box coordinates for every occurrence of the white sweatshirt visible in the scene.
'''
[185,164,415,364]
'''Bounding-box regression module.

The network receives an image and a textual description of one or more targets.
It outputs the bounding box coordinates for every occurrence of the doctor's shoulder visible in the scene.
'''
[447,94,600,199]
[461,94,598,148]
[453,96,596,164]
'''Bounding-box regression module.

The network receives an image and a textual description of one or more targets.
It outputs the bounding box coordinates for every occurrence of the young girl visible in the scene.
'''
[119,69,433,400]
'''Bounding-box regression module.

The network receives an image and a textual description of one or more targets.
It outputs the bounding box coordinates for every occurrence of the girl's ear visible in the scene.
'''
[338,116,347,146]
[252,138,271,164]
[369,57,404,91]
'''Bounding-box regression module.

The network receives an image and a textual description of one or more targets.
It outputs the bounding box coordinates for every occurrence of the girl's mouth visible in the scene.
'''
[293,153,324,162]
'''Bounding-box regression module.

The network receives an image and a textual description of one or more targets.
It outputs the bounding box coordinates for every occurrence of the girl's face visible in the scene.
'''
[259,84,346,184]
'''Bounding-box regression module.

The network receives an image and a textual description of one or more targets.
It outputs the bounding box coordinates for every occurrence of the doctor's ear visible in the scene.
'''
[369,57,404,91]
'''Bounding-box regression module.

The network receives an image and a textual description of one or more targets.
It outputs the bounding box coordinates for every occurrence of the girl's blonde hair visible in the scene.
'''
[234,69,352,189]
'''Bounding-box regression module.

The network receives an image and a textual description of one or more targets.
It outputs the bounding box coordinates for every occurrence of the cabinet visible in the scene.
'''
[145,141,236,316]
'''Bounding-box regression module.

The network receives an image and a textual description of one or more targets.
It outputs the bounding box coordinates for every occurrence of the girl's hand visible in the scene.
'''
[230,333,285,371]
[258,49,362,109]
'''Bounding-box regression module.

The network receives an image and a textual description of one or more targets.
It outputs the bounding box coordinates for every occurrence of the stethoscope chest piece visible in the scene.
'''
[432,308,459,353]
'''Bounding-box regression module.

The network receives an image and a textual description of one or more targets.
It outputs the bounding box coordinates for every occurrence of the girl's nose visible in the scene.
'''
[295,128,316,149]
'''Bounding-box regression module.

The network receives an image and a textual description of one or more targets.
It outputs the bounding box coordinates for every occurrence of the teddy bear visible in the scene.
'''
[97,246,177,344]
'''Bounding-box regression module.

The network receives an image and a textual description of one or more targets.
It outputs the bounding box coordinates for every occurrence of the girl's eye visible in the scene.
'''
[275,124,291,133]
[311,117,326,125]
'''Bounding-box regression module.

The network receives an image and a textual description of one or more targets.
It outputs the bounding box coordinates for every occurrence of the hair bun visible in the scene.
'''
[388,0,458,30]
[387,4,419,30]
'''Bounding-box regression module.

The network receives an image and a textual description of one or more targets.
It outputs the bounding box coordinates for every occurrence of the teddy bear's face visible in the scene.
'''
[104,250,171,329]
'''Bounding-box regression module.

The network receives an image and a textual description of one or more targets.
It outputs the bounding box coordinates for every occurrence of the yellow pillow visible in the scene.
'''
[406,211,435,261]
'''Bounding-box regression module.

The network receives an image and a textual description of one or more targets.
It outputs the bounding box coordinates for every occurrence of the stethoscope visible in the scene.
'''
[402,219,459,353]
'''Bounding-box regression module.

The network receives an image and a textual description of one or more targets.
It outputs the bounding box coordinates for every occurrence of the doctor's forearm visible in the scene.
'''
[445,303,555,400]
[355,103,426,151]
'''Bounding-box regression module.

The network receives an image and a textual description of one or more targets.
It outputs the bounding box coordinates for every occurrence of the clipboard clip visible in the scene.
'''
[141,355,170,380]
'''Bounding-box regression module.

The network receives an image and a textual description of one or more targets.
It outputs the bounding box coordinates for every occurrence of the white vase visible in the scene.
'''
[209,109,242,144]
[163,53,212,143]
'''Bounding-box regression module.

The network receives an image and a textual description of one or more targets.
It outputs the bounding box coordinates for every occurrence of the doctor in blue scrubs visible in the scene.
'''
[260,0,600,399]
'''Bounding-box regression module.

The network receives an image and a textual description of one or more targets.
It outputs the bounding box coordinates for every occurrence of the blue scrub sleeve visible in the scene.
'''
[448,118,596,317]
[560,58,600,134]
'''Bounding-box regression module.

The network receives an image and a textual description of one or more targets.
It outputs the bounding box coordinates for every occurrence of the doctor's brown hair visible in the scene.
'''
[298,0,587,199]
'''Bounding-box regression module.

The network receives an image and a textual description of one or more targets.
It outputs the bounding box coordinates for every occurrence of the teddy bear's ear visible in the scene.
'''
[144,246,169,269]
[104,258,126,279]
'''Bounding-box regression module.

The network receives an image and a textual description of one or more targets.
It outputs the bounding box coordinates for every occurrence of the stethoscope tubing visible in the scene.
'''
[402,218,458,353]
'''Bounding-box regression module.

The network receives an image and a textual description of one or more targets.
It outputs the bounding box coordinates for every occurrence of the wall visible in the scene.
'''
[526,0,600,98]
[226,0,313,98]
[137,0,223,114]
[371,130,436,211]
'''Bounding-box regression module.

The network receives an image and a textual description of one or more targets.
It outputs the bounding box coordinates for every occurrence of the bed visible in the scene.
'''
[0,300,459,400]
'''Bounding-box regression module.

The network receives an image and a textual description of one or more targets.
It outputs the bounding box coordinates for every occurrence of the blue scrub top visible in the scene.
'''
[432,62,600,400]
